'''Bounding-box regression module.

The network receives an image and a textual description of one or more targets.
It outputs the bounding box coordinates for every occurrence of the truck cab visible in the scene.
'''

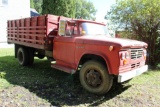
[52,19,148,94]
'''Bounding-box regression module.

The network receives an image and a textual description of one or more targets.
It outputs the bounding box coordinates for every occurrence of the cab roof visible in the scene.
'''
[72,19,106,26]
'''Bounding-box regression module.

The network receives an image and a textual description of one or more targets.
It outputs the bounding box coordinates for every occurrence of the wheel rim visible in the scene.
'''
[85,69,102,88]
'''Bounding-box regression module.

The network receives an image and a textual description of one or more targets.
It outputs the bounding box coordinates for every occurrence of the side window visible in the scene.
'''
[66,26,72,36]
[79,23,87,35]
[73,26,77,35]
[58,20,77,37]
[66,23,77,36]
[79,24,83,35]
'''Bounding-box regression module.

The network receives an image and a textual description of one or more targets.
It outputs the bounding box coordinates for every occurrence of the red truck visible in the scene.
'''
[7,14,148,94]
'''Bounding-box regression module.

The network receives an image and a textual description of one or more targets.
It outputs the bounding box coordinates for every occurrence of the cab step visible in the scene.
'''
[51,62,76,74]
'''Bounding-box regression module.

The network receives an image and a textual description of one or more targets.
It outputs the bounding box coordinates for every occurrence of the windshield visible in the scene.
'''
[81,22,111,36]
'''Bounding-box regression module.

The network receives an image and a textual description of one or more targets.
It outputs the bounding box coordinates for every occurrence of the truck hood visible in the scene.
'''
[75,35,147,48]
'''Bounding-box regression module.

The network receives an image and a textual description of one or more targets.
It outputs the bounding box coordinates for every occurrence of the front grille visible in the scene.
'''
[130,49,143,59]
[131,62,140,68]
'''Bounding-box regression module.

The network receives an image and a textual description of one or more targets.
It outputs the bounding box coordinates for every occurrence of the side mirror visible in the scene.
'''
[58,20,66,36]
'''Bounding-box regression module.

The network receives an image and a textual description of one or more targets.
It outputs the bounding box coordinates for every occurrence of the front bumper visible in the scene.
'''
[118,65,148,83]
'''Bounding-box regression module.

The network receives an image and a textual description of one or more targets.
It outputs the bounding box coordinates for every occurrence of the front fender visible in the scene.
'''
[76,52,112,74]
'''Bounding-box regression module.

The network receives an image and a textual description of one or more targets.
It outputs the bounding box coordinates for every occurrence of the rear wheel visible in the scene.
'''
[28,48,34,65]
[37,54,45,59]
[17,47,29,66]
[47,57,55,61]
[79,60,113,94]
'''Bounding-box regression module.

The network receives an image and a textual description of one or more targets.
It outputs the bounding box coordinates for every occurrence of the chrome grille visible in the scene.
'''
[130,49,143,59]
[131,62,140,68]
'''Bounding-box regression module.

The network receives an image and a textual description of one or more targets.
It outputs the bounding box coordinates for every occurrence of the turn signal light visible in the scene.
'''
[123,59,127,65]
[143,49,147,60]
[109,46,114,51]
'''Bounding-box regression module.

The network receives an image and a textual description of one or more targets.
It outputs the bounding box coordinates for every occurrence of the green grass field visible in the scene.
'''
[0,48,160,106]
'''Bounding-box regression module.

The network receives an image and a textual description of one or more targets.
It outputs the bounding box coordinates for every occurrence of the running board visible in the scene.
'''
[51,63,76,74]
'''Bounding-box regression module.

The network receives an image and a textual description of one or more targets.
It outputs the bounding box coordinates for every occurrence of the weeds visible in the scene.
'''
[0,48,160,106]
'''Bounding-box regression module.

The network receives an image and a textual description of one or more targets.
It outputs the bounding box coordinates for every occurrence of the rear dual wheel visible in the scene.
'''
[17,47,34,66]
[79,60,113,94]
[28,49,34,65]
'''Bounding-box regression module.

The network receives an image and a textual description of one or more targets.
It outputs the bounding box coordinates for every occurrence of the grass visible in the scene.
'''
[0,48,160,106]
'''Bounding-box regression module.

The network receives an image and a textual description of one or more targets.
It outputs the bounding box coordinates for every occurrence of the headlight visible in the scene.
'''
[120,51,130,65]
[121,51,130,59]
[121,52,125,60]
[125,51,130,59]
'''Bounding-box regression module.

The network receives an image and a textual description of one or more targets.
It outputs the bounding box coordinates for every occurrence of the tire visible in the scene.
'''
[17,47,29,66]
[37,54,45,59]
[28,48,34,65]
[79,60,113,94]
[47,57,54,61]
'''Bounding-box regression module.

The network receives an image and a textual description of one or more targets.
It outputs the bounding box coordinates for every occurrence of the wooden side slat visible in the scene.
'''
[8,40,44,49]
[7,14,60,50]
[8,33,45,37]
[7,26,46,29]
[8,37,44,44]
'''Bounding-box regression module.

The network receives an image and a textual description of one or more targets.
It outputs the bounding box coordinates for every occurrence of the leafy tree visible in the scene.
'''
[33,0,43,14]
[75,0,97,20]
[30,0,43,14]
[42,0,96,20]
[42,0,76,18]
[30,0,35,8]
[105,0,160,66]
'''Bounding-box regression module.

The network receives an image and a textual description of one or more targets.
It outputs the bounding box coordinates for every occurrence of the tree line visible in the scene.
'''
[30,0,160,66]
[106,0,160,66]
[30,0,97,20]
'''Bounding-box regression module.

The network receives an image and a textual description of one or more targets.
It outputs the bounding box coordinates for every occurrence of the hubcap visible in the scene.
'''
[86,69,102,87]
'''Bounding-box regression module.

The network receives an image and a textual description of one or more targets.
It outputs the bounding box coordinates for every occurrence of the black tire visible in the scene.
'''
[37,54,45,59]
[17,47,29,66]
[79,60,113,94]
[47,57,54,61]
[28,48,34,65]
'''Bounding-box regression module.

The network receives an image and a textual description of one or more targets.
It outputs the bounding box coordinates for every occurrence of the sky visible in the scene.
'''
[90,0,116,22]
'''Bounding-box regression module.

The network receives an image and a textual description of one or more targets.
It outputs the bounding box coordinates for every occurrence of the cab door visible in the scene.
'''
[53,21,77,69]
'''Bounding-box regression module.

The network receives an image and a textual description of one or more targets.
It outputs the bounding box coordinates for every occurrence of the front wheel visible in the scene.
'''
[79,60,113,94]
